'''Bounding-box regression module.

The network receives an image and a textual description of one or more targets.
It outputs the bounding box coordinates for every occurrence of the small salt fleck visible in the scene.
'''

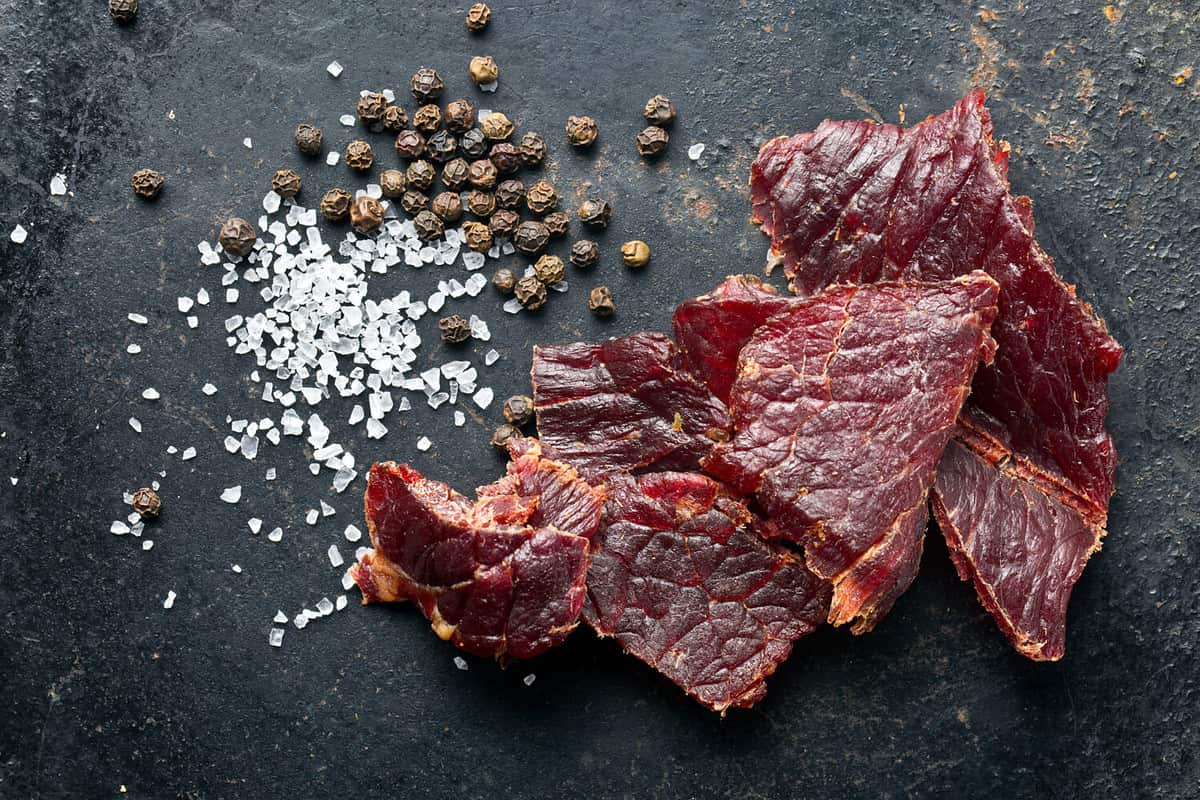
[339,114,356,127]
[342,570,356,590]
[317,597,335,615]
[688,142,706,160]
[196,288,210,305]
[502,298,523,314]
[232,564,243,574]
[320,500,336,517]
[177,296,194,312]
[269,627,285,647]
[265,467,277,480]
[328,545,344,568]
[336,594,348,611]
[110,520,130,535]
[142,388,160,401]
[484,349,500,366]
[454,411,466,427]
[202,383,218,395]
[163,590,177,609]
[454,656,469,671]
[50,173,68,196]
[142,540,154,551]
[267,527,283,542]
[344,524,363,542]
[348,405,365,425]
[416,436,432,452]
[226,288,239,303]
[478,80,499,93]
[473,387,494,409]
[186,316,198,329]
[326,151,340,166]
[263,190,282,214]
[127,344,142,354]
[10,477,18,486]
[128,313,148,325]
[129,417,142,433]
[274,610,288,624]
[462,251,486,271]
[220,485,242,504]
[10,224,28,244]
[326,60,344,78]
[243,137,253,149]
[248,517,263,534]
[181,446,197,461]
[306,508,319,525]
[523,674,537,687]
[293,614,308,630]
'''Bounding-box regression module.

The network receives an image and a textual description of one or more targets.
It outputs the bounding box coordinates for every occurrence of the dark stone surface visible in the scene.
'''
[1,1,1196,798]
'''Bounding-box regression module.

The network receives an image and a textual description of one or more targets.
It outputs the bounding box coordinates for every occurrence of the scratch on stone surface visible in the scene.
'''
[837,87,883,123]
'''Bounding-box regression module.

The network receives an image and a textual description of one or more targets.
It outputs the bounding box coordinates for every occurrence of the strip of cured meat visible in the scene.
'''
[583,471,830,713]
[532,332,730,480]
[749,90,1121,658]
[704,274,1000,633]
[353,439,605,661]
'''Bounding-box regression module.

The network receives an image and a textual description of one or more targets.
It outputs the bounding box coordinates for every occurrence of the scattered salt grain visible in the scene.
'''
[127,344,142,354]
[267,527,283,542]
[344,524,362,542]
[327,545,344,568]
[129,417,142,433]
[177,296,194,312]
[128,312,148,325]
[306,508,319,525]
[226,288,239,303]
[339,114,356,127]
[232,564,243,574]
[416,436,432,452]
[50,173,67,196]
[142,540,153,551]
[196,288,210,305]
[163,590,176,609]
[478,80,499,93]
[523,674,536,687]
[262,190,282,214]
[336,595,348,611]
[454,411,465,427]
[454,656,469,671]
[688,142,706,160]
[269,628,285,647]
[320,500,336,517]
[462,251,486,271]
[317,596,335,615]
[342,570,356,590]
[503,298,523,314]
[9,225,27,244]
[186,316,198,328]
[248,517,263,534]
[110,520,130,535]
[484,348,499,366]
[142,388,160,401]
[293,614,308,630]
[326,60,343,78]
[473,387,494,409]
[181,446,197,461]
[243,137,253,149]
[326,151,340,166]
[265,467,276,480]
[220,485,242,504]
[274,610,288,624]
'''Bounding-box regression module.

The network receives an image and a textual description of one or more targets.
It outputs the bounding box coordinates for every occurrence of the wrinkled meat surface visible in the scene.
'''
[705,274,1000,632]
[583,471,830,712]
[353,439,605,660]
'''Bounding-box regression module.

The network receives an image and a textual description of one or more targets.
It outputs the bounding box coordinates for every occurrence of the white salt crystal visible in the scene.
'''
[478,80,498,93]
[336,594,348,611]
[129,417,142,433]
[484,348,499,366]
[163,590,177,609]
[317,597,335,615]
[454,656,469,671]
[142,388,160,400]
[267,527,283,542]
[226,288,239,303]
[177,296,194,313]
[339,114,356,127]
[263,190,282,214]
[265,467,276,480]
[142,540,153,551]
[688,142,706,160]
[110,520,130,535]
[49,174,67,195]
[454,411,466,427]
[320,500,335,517]
[428,292,446,312]
[309,463,321,476]
[503,298,523,314]
[462,251,486,271]
[416,436,432,451]
[196,288,210,305]
[328,545,344,567]
[473,387,494,409]
[366,419,387,439]
[187,316,198,329]
[306,508,319,525]
[10,225,27,244]
[293,614,308,630]
[274,610,288,624]
[126,344,141,354]
[202,383,217,395]
[355,546,370,560]
[128,312,148,325]
[181,446,196,461]
[325,151,340,166]
[523,674,536,686]
[348,405,365,425]
[243,137,253,149]
[269,628,285,647]
[232,564,243,574]
[220,485,242,503]
[344,524,362,542]
[326,60,343,77]
[342,570,356,590]
[248,517,263,534]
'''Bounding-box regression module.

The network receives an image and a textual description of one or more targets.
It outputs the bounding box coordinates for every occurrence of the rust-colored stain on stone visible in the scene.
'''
[978,7,1000,23]
[1104,5,1122,24]
[969,25,1001,90]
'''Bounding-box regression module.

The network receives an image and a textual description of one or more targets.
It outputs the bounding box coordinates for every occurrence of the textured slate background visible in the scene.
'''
[1,1,1197,798]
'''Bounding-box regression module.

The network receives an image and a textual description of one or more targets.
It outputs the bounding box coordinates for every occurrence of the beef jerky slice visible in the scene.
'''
[353,439,605,660]
[532,332,730,480]
[705,274,999,633]
[584,471,830,713]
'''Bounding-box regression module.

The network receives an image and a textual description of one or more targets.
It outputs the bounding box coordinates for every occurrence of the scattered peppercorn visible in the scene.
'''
[462,221,494,252]
[320,187,352,221]
[414,210,445,241]
[489,142,521,174]
[131,487,161,519]
[465,189,496,218]
[406,160,436,191]
[441,157,470,189]
[467,158,498,189]
[502,395,535,427]
[459,128,489,158]
[108,0,137,24]
[218,217,257,258]
[570,238,600,268]
[480,112,514,141]
[492,267,517,294]
[350,195,385,233]
[636,125,670,157]
[491,423,521,450]
[413,103,443,133]
[577,198,612,228]
[438,314,472,344]
[543,211,570,237]
[272,169,302,197]
[379,169,406,198]
[525,180,558,215]
[444,99,476,133]
[411,67,445,103]
[400,190,429,215]
[489,208,520,238]
[294,123,323,156]
[465,2,491,31]
[494,179,525,209]
[518,131,547,166]
[382,105,409,132]
[589,286,616,316]
[533,254,565,285]
[357,92,388,129]
[514,275,548,310]
[431,191,464,222]
[513,220,550,256]
[130,168,163,200]
[426,130,458,163]
[393,129,427,159]
[344,140,375,171]
[469,55,500,86]
[643,95,677,126]
[565,115,599,147]
[621,239,651,267]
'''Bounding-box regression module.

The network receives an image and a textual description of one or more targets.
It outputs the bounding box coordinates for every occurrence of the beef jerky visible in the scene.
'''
[584,471,830,713]
[353,439,605,660]
[532,332,730,480]
[705,274,1000,632]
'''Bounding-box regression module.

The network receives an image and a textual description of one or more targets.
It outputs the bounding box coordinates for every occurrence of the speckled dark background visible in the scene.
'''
[1,1,1197,798]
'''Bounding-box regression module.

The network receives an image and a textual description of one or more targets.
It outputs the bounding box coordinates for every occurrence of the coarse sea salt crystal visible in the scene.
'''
[306,508,319,525]
[202,383,217,395]
[454,656,469,671]
[484,348,499,366]
[274,610,288,624]
[111,520,130,535]
[265,467,276,480]
[142,540,154,551]
[454,411,465,427]
[243,137,253,149]
[10,225,28,244]
[326,60,343,77]
[502,298,523,314]
[462,251,486,271]
[416,436,432,452]
[317,597,335,615]
[177,296,194,312]
[478,80,498,93]
[267,527,283,542]
[220,485,242,503]
[181,446,197,460]
[127,343,142,354]
[128,312,148,325]
[326,151,340,166]
[269,628,285,647]
[328,545,344,567]
[263,190,281,214]
[342,570,356,590]
[142,388,160,400]
[187,316,198,328]
[50,174,67,196]
[473,387,494,409]
[232,564,242,574]
[129,417,142,433]
[344,524,362,542]
[248,517,263,534]
[688,142,706,160]
[336,594,348,611]
[196,287,210,305]
[163,590,177,609]
[339,114,356,127]
[321,500,336,517]
[293,614,308,630]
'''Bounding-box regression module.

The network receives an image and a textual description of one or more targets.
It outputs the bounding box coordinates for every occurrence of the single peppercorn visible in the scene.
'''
[543,211,570,237]
[502,395,535,427]
[525,180,558,215]
[469,55,499,86]
[467,158,498,189]
[320,187,353,221]
[480,112,513,141]
[357,92,388,129]
[272,169,302,197]
[621,239,651,267]
[426,130,458,163]
[459,128,488,158]
[431,191,463,223]
[394,129,427,159]
[294,123,323,156]
[514,275,547,310]
[491,423,520,450]
[488,208,520,238]
[130,168,164,199]
[570,238,600,268]
[411,67,445,103]
[565,115,599,147]
[218,217,257,258]
[441,157,470,190]
[108,0,137,24]
[489,142,521,174]
[589,286,615,316]
[344,140,375,171]
[465,189,496,218]
[577,198,612,228]
[643,95,677,126]
[405,160,436,191]
[513,220,550,256]
[636,125,670,157]
[492,267,516,294]
[518,131,547,166]
[413,103,442,134]
[462,221,494,252]
[382,105,409,132]
[350,195,385,233]
[494,179,525,209]
[414,210,445,241]
[379,169,406,198]
[400,190,429,215]
[131,487,161,519]
[533,254,565,285]
[438,314,472,344]
[444,99,475,133]
[465,2,491,31]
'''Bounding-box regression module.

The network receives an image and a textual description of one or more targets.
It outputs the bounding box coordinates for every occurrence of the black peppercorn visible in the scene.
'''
[413,210,445,241]
[577,198,612,228]
[492,267,517,294]
[400,190,429,215]
[406,160,435,191]
[344,140,375,171]
[518,131,547,166]
[131,486,161,518]
[525,180,558,215]
[219,217,257,258]
[357,92,388,129]
[489,142,521,174]
[411,67,445,103]
[643,94,677,126]
[320,187,352,221]
[636,126,670,157]
[394,129,427,159]
[294,123,323,156]
[513,220,550,255]
[502,395,535,427]
[465,189,496,218]
[466,2,491,31]
[467,158,498,189]
[130,168,163,199]
[589,286,615,316]
[565,115,599,147]
[621,239,651,267]
[350,195,385,233]
[491,423,521,450]
[462,221,494,252]
[441,158,470,190]
[494,179,525,209]
[469,56,499,86]
[272,169,302,198]
[426,130,458,163]
[514,275,547,310]
[439,314,472,344]
[543,211,570,237]
[380,169,406,198]
[444,99,475,133]
[570,239,600,268]
[480,112,513,141]
[382,105,409,132]
[109,0,138,23]
[459,128,488,158]
[533,254,565,285]
[488,208,520,238]
[413,103,443,134]
[431,191,463,223]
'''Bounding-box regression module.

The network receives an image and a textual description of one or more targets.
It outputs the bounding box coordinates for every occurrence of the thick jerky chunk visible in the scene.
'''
[353,440,605,661]
[532,332,730,480]
[584,472,830,713]
[705,274,999,632]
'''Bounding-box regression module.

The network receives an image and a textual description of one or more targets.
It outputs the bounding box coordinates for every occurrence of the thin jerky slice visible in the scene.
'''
[705,274,999,632]
[353,440,605,661]
[584,471,830,713]
[532,332,730,480]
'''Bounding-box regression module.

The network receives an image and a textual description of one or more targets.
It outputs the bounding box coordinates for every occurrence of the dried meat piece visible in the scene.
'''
[705,274,1000,632]
[532,332,730,480]
[353,439,605,661]
[584,471,830,713]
